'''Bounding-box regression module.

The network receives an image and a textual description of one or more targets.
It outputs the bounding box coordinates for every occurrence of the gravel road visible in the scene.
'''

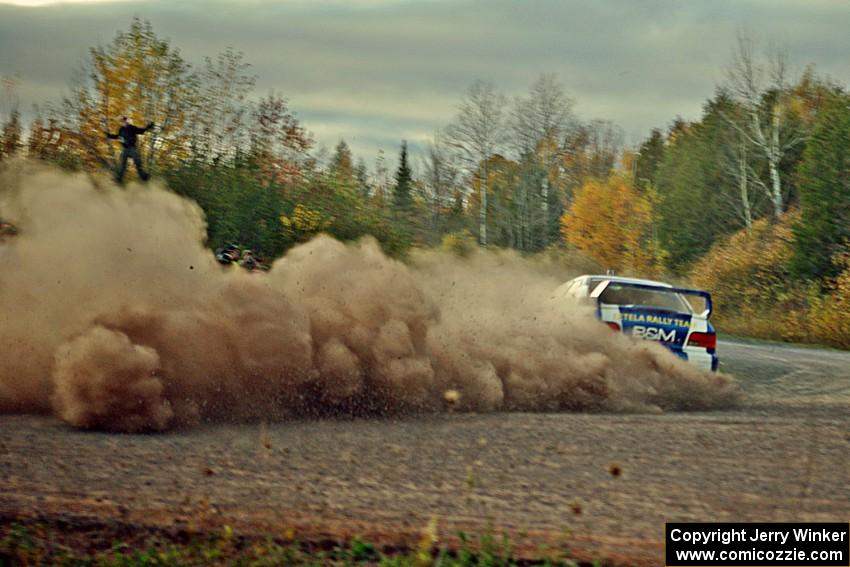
[1,339,848,564]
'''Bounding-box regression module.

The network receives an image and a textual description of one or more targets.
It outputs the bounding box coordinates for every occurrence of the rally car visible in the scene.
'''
[554,275,718,371]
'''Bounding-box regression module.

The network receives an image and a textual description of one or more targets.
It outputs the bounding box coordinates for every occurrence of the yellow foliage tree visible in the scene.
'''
[689,211,813,341]
[691,211,850,347]
[560,173,664,275]
[61,18,194,175]
[280,204,334,243]
[809,250,850,348]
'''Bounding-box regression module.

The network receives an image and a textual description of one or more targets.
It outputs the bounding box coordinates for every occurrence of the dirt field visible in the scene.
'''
[1,339,848,565]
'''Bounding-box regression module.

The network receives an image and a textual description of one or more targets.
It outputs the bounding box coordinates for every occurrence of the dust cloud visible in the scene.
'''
[0,160,738,432]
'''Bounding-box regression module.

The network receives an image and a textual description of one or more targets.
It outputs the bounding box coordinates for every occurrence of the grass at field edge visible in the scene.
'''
[0,519,617,567]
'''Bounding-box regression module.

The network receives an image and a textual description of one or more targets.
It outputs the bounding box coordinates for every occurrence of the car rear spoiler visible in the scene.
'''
[589,280,713,318]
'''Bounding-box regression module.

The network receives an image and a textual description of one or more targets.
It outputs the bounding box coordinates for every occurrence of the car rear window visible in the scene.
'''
[597,283,690,312]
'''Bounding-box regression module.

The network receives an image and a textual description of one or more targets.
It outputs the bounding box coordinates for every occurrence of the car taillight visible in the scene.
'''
[606,322,621,332]
[687,331,716,350]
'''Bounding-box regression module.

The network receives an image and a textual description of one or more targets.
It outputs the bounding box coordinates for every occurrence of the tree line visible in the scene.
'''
[0,19,630,260]
[1,21,849,344]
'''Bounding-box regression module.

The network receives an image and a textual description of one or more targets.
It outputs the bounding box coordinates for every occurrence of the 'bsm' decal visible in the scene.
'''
[631,325,676,343]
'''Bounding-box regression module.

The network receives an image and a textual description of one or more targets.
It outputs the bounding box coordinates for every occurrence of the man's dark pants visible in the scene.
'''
[116,147,149,183]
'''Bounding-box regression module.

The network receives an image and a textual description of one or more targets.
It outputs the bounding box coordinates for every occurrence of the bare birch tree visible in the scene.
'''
[420,132,460,242]
[722,32,804,219]
[511,74,576,157]
[718,125,767,230]
[372,149,390,202]
[511,74,576,247]
[445,80,507,246]
[187,48,256,161]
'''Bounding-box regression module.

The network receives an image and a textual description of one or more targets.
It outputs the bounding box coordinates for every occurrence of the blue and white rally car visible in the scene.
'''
[555,275,718,372]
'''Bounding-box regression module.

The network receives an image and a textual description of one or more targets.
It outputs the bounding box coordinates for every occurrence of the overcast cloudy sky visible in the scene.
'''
[1,0,849,166]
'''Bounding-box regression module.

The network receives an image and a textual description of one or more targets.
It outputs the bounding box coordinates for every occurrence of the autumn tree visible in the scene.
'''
[0,110,21,160]
[420,133,461,243]
[329,140,354,180]
[261,134,411,256]
[59,18,194,176]
[0,74,21,160]
[250,93,312,178]
[690,213,804,341]
[24,109,79,167]
[561,173,664,275]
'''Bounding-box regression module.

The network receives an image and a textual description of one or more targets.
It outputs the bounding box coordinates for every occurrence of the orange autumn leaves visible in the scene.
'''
[561,173,665,276]
[66,19,193,173]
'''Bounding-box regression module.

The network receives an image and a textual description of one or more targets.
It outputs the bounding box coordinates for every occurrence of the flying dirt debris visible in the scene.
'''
[0,220,17,238]
[0,160,738,432]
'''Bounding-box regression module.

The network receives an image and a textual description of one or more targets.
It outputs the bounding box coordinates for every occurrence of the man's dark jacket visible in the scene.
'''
[107,123,154,148]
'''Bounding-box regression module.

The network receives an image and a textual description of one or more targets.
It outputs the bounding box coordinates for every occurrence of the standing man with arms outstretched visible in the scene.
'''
[106,116,154,183]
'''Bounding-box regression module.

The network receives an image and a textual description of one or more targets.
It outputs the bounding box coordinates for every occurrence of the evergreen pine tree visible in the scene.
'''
[791,90,850,280]
[635,128,665,190]
[392,140,414,213]
[330,140,354,179]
